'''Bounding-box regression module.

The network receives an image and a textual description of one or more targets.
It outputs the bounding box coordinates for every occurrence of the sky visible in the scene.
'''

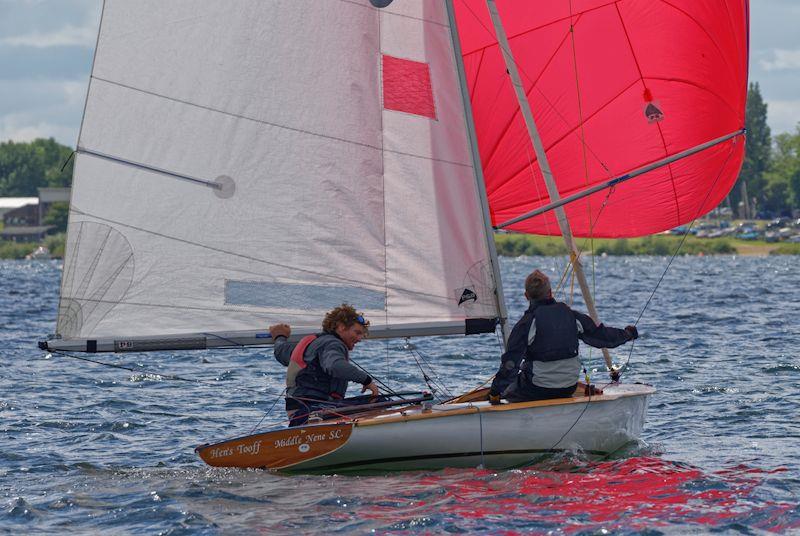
[0,0,798,147]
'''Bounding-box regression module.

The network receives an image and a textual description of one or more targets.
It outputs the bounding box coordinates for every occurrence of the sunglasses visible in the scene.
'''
[355,315,367,325]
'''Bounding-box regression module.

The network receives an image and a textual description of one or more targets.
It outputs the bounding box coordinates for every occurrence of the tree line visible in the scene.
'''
[732,82,800,218]
[0,138,73,196]
[0,83,798,216]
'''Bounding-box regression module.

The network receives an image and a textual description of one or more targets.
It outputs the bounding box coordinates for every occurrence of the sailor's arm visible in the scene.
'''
[319,341,375,391]
[489,313,531,399]
[574,311,638,348]
[269,323,294,366]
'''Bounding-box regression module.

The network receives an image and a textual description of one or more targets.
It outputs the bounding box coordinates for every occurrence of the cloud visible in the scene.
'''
[0,23,96,48]
[759,49,800,72]
[766,99,800,134]
[0,79,87,144]
[0,114,78,144]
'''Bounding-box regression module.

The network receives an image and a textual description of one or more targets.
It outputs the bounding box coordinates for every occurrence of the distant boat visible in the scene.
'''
[25,246,51,261]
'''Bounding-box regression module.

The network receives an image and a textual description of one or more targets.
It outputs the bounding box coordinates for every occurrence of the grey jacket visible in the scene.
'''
[274,333,371,400]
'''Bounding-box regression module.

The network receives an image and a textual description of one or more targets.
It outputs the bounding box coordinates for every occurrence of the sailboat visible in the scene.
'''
[40,0,747,472]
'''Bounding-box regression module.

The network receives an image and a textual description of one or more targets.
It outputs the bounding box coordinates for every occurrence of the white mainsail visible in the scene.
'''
[49,0,506,352]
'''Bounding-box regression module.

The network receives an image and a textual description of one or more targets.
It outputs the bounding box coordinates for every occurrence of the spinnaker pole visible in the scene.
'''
[485,0,614,372]
[495,129,746,230]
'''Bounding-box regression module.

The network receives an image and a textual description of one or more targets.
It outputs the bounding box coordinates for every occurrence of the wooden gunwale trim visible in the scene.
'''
[353,389,650,428]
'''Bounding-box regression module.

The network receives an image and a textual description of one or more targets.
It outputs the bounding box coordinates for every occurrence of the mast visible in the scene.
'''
[485,0,614,372]
[445,0,510,347]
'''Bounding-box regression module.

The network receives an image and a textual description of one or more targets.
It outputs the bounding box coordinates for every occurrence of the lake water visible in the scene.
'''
[2,256,799,534]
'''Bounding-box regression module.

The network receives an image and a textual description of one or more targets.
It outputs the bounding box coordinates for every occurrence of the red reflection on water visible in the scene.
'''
[357,457,795,533]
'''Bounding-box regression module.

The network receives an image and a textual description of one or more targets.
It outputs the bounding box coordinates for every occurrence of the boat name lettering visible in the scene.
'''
[236,440,262,456]
[273,430,343,449]
[208,447,234,459]
[274,435,302,448]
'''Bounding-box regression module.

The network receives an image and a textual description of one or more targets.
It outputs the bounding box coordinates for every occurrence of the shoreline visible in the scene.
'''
[1,235,797,260]
[493,234,800,257]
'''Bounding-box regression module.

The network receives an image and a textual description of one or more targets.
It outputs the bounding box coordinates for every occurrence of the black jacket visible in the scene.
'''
[489,298,633,396]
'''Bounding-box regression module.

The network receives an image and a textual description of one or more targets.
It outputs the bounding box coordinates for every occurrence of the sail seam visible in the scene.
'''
[378,8,389,326]
[57,293,488,321]
[659,0,743,103]
[88,76,472,170]
[73,225,111,327]
[339,0,449,27]
[480,13,580,172]
[612,3,680,225]
[457,0,617,56]
[67,206,463,305]
[490,77,638,199]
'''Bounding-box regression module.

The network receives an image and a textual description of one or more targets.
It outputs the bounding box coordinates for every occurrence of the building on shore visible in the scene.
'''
[0,187,70,243]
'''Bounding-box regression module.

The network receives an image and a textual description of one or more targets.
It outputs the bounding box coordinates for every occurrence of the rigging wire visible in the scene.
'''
[614,142,740,379]
[349,358,406,399]
[527,142,741,466]
[248,387,286,434]
[48,349,269,396]
[402,340,454,400]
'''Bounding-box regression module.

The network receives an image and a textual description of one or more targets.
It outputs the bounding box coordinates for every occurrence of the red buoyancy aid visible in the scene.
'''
[289,334,317,369]
[286,334,317,389]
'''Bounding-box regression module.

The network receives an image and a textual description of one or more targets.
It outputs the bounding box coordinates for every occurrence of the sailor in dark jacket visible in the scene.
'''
[269,304,380,426]
[489,270,638,404]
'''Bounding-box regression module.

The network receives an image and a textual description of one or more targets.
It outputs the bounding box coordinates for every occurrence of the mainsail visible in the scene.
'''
[47,1,506,352]
[454,0,749,238]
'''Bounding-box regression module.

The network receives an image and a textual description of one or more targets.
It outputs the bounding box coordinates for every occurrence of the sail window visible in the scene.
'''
[382,55,436,119]
[224,281,386,310]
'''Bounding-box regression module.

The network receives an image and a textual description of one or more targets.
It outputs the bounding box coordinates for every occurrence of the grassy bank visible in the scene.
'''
[0,233,797,259]
[0,233,65,259]
[494,233,797,256]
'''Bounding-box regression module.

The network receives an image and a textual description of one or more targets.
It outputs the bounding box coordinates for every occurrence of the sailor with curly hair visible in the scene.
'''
[270,304,380,426]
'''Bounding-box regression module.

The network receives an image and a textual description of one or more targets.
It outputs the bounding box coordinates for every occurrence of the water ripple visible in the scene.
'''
[1,257,800,533]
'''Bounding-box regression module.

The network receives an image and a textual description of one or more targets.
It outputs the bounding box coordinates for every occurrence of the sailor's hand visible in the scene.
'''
[489,393,501,405]
[584,383,603,396]
[361,381,379,400]
[269,323,291,340]
[624,325,638,340]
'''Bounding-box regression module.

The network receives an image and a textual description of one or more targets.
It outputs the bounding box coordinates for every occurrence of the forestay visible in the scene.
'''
[50,1,505,352]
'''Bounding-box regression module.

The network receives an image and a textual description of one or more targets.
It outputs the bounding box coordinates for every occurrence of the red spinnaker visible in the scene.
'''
[454,0,749,238]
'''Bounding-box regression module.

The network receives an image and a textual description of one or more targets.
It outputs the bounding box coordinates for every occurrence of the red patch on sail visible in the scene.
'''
[382,55,436,119]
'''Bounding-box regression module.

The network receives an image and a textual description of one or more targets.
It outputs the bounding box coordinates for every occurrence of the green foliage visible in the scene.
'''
[0,234,65,259]
[0,240,37,259]
[0,138,73,196]
[735,82,772,212]
[494,234,568,256]
[765,129,800,213]
[495,234,736,257]
[44,233,65,258]
[43,202,69,233]
[771,242,800,255]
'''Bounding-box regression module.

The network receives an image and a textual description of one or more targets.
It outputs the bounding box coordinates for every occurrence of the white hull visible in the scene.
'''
[197,383,654,473]
[290,383,653,472]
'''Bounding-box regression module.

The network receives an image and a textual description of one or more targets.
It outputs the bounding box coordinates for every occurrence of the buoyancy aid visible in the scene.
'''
[525,301,579,363]
[291,334,350,400]
[285,334,317,388]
